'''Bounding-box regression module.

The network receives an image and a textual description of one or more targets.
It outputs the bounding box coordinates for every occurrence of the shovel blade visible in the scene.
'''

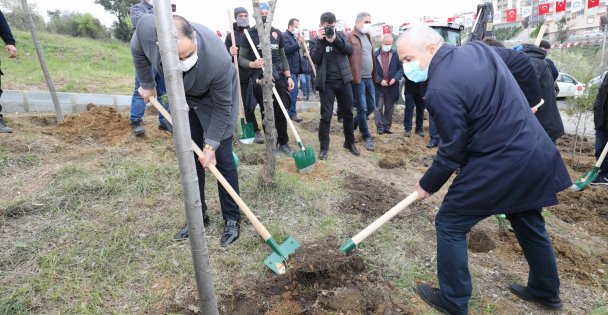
[570,168,598,192]
[264,236,301,274]
[239,119,255,143]
[293,146,316,173]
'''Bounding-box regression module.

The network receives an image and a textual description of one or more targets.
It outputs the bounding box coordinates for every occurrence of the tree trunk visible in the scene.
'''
[20,0,63,124]
[252,0,279,186]
[153,1,218,313]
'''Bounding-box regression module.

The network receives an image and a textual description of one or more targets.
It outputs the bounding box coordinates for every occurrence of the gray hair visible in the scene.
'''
[382,34,393,42]
[397,25,444,52]
[355,12,370,23]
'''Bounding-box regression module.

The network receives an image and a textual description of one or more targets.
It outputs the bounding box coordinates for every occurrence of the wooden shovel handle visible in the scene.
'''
[227,9,246,119]
[535,24,548,46]
[596,141,608,168]
[243,29,305,147]
[149,97,272,241]
[301,41,317,77]
[351,191,420,245]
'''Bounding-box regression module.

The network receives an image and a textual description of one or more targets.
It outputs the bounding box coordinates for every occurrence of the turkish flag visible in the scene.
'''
[556,0,567,12]
[538,3,550,15]
[506,8,517,22]
[310,30,317,38]
[382,25,391,34]
[588,0,599,8]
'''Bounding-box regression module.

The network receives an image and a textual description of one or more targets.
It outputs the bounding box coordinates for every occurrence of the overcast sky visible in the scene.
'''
[24,0,482,32]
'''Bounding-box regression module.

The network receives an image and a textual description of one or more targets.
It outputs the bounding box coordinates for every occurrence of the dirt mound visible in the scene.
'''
[338,174,411,220]
[56,104,130,145]
[468,229,496,253]
[378,155,405,169]
[374,137,429,166]
[556,134,594,154]
[551,234,607,284]
[300,119,343,135]
[222,241,414,315]
[552,188,608,237]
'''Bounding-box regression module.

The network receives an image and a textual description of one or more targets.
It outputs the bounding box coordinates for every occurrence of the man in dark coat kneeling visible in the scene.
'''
[396,26,571,314]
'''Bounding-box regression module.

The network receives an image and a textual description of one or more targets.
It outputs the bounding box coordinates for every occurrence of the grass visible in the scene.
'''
[2,31,133,94]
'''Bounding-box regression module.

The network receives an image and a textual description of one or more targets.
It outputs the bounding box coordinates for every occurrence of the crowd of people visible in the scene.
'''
[2,1,608,313]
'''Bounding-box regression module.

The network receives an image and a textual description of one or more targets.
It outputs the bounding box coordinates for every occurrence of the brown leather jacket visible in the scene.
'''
[346,29,377,84]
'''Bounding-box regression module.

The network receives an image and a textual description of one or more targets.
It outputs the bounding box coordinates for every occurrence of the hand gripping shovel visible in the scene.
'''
[149,97,300,274]
[243,29,316,173]
[227,10,255,144]
[571,141,608,191]
[340,191,419,253]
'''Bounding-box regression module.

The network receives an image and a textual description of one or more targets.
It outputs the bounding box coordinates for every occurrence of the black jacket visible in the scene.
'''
[492,47,541,107]
[225,22,251,84]
[309,31,353,91]
[593,73,608,130]
[283,30,301,74]
[523,45,565,141]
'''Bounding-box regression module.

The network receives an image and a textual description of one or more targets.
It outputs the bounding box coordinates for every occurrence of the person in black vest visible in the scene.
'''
[239,2,294,156]
[309,12,360,160]
[0,10,17,133]
[225,7,264,144]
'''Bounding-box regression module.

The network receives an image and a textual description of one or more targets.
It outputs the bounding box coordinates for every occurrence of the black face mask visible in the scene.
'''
[262,16,267,23]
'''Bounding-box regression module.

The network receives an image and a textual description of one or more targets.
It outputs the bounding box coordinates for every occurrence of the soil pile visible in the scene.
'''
[552,188,608,236]
[378,155,405,169]
[57,104,130,145]
[223,241,414,315]
[300,119,343,135]
[338,174,409,219]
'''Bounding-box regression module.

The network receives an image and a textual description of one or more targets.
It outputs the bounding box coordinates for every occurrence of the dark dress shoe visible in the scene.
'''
[173,215,210,241]
[319,149,328,160]
[416,130,425,137]
[131,120,145,136]
[343,143,360,156]
[158,121,174,133]
[426,140,439,148]
[383,130,393,134]
[509,284,563,310]
[417,283,450,315]
[290,115,303,123]
[220,220,240,247]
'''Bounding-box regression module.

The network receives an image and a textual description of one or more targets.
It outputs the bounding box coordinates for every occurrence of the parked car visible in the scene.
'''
[588,71,607,87]
[556,72,585,98]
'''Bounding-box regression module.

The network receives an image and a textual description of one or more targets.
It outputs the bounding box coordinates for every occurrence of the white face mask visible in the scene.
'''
[360,23,372,34]
[382,45,392,52]
[180,38,198,72]
[291,28,300,35]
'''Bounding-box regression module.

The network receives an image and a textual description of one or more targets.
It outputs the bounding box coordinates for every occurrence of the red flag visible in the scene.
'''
[216,31,222,37]
[556,0,567,12]
[382,25,391,34]
[310,30,317,38]
[588,0,599,8]
[506,8,517,22]
[447,17,454,23]
[538,3,550,15]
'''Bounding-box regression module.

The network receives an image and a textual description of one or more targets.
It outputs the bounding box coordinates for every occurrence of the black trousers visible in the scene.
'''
[253,76,290,146]
[189,109,240,222]
[319,80,355,150]
[241,81,261,132]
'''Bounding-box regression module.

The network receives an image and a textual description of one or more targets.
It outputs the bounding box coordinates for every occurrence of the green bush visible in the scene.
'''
[47,10,109,40]
[494,26,523,41]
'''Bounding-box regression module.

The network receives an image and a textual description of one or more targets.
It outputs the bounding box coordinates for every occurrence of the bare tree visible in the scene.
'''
[251,0,278,186]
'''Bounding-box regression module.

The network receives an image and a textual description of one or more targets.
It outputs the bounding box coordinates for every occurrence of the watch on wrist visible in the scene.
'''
[204,144,215,151]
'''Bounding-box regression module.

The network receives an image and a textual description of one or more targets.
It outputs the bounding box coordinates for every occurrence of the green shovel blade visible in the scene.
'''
[293,144,316,173]
[571,167,599,192]
[263,236,301,274]
[239,118,255,144]
[339,239,357,254]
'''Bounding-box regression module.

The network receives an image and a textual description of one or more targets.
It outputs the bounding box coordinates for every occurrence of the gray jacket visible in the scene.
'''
[130,0,153,30]
[131,15,238,149]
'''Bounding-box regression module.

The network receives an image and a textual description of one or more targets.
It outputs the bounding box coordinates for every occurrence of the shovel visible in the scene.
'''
[243,29,316,173]
[571,141,608,191]
[149,97,300,274]
[227,10,255,144]
[340,191,419,253]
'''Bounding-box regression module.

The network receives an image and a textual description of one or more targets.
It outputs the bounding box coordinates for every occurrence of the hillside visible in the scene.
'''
[1,30,133,95]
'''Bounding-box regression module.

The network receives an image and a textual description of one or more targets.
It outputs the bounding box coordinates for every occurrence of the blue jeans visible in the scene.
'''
[596,128,608,176]
[300,74,311,98]
[130,70,170,125]
[403,93,425,132]
[351,78,376,139]
[429,115,440,143]
[288,75,299,118]
[435,209,560,314]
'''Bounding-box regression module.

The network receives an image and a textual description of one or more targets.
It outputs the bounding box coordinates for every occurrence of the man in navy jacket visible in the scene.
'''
[397,26,571,314]
[283,18,304,122]
[374,34,403,134]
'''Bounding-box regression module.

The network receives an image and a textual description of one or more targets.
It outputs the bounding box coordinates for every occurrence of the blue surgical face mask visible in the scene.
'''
[403,60,428,83]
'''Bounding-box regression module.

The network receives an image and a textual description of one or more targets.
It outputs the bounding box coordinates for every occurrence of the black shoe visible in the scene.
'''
[508,284,563,310]
[426,140,439,148]
[0,116,13,133]
[384,130,393,134]
[590,175,608,185]
[279,143,293,155]
[343,143,360,156]
[337,116,343,123]
[290,115,303,123]
[220,220,240,247]
[417,283,450,315]
[254,131,265,144]
[404,130,411,138]
[416,130,425,137]
[173,215,210,241]
[362,137,375,151]
[158,121,173,133]
[319,149,328,160]
[377,129,385,135]
[131,120,145,136]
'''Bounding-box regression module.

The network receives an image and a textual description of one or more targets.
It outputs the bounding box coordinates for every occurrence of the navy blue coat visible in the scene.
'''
[419,42,571,215]
[283,30,301,74]
[374,48,404,102]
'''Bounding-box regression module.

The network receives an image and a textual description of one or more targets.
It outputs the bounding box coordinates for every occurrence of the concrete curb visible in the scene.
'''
[1,90,132,114]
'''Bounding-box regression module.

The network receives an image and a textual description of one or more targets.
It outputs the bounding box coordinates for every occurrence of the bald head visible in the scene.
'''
[397,25,444,69]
